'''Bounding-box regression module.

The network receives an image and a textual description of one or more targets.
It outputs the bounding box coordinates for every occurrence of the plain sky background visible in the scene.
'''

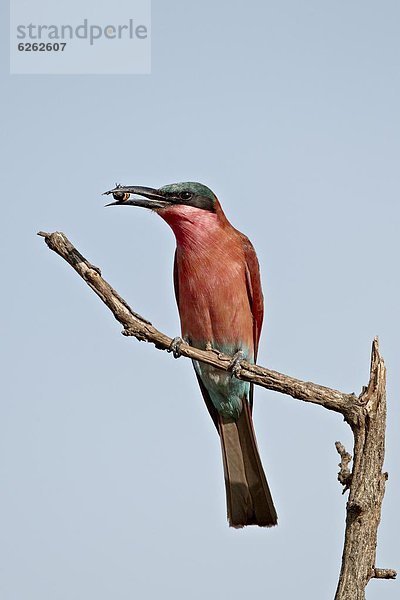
[1,1,399,599]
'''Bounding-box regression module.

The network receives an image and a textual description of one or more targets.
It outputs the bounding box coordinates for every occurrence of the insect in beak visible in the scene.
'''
[112,191,131,202]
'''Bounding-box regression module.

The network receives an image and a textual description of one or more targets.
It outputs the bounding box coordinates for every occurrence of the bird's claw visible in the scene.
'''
[229,350,245,378]
[168,336,185,359]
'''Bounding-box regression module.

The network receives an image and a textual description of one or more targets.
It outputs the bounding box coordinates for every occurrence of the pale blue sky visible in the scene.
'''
[1,1,399,599]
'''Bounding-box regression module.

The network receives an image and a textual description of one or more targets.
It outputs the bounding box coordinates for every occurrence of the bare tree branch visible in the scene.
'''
[333,340,394,599]
[37,231,358,419]
[38,230,396,599]
[372,569,397,580]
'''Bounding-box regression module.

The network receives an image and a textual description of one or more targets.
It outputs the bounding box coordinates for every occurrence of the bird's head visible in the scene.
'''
[104,181,217,213]
[104,181,227,244]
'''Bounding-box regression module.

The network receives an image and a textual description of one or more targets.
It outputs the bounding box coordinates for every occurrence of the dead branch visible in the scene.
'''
[372,569,397,580]
[38,230,396,599]
[335,441,353,492]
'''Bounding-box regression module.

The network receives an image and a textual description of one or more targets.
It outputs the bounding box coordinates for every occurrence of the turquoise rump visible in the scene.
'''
[193,345,252,420]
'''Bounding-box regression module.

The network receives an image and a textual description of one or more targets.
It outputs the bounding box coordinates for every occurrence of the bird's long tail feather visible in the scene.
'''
[219,401,277,528]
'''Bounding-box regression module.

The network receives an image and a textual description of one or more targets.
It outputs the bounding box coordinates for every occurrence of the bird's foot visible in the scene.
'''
[229,350,245,378]
[168,336,186,359]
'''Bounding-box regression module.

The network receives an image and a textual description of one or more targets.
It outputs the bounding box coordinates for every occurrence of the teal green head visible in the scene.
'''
[104,181,218,213]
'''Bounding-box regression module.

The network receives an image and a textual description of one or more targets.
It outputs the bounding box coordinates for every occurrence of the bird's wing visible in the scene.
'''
[242,236,264,362]
[241,236,264,413]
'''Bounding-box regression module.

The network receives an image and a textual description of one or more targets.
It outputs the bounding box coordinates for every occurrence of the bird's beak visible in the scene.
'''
[103,186,171,210]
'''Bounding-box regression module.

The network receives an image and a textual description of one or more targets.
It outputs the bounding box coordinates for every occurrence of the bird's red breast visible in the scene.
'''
[158,200,263,359]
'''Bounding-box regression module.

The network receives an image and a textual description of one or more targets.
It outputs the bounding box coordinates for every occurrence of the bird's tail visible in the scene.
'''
[218,401,277,528]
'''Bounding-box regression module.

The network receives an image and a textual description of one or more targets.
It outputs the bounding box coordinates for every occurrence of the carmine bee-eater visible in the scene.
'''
[105,182,277,528]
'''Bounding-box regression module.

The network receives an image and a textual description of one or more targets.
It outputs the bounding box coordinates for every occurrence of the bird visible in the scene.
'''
[105,181,277,528]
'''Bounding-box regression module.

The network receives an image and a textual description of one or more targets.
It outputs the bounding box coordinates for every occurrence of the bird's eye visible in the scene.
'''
[179,191,192,200]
